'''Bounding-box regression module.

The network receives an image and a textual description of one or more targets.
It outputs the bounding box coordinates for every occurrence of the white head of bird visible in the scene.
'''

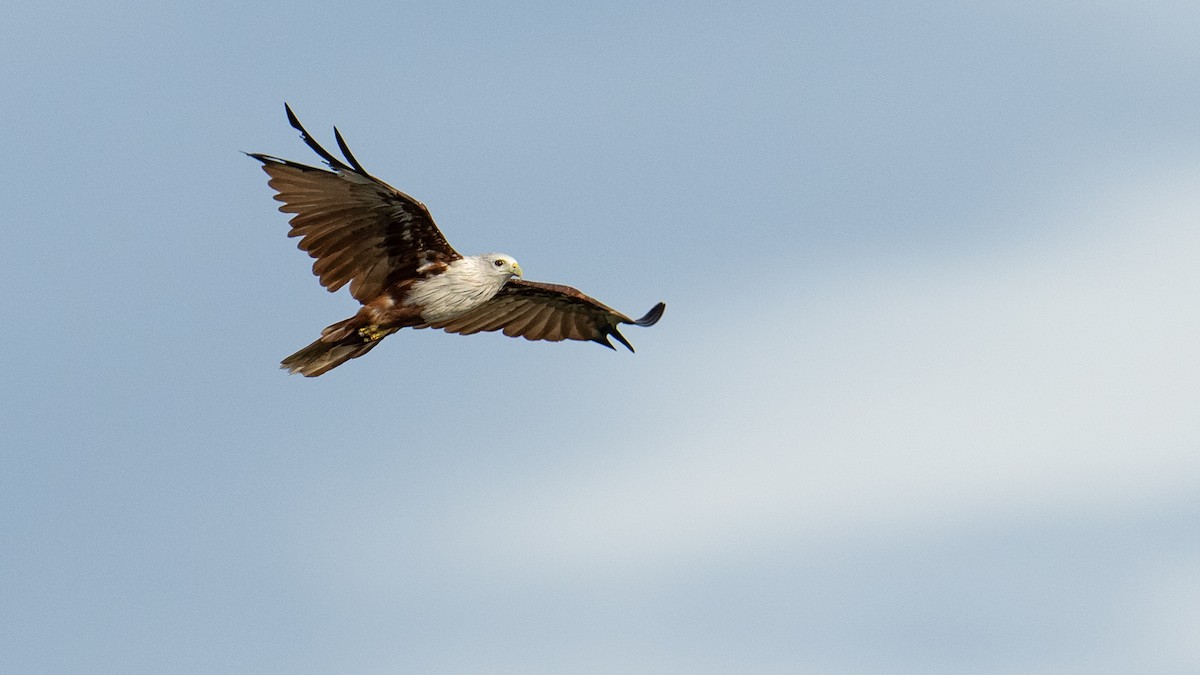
[480,252,522,279]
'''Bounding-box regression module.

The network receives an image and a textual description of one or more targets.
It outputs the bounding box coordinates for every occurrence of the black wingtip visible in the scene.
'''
[598,302,664,353]
[333,126,369,175]
[607,327,635,352]
[282,103,352,172]
[244,151,278,164]
[632,302,666,327]
[284,102,300,129]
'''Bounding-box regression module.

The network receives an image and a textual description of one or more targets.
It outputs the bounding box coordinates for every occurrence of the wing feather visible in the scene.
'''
[516,305,556,340]
[301,219,381,259]
[540,310,567,342]
[562,311,589,342]
[502,303,549,337]
[453,312,502,335]
[286,206,371,227]
[248,104,460,303]
[313,250,364,285]
[355,257,391,302]
[423,279,665,351]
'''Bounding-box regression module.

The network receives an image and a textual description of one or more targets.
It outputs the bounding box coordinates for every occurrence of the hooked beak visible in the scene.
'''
[512,262,523,278]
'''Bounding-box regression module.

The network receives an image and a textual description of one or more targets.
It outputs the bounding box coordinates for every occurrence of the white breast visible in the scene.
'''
[405,256,509,322]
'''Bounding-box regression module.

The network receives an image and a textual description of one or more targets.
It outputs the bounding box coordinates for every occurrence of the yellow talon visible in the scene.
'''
[358,325,386,341]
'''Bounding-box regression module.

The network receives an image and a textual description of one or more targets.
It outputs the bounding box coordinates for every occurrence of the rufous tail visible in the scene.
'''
[280,317,393,377]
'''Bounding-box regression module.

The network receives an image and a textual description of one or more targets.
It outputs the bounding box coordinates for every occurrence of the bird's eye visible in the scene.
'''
[494,259,504,267]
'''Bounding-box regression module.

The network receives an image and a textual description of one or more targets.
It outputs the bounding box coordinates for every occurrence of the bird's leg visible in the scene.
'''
[357,325,387,342]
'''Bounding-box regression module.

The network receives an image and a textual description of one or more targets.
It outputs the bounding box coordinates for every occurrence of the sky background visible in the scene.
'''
[3,1,1199,673]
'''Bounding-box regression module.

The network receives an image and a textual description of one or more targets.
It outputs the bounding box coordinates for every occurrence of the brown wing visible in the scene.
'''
[248,104,459,303]
[423,278,666,351]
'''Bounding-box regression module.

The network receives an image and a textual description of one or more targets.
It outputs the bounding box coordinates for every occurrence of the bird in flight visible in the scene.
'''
[248,104,665,376]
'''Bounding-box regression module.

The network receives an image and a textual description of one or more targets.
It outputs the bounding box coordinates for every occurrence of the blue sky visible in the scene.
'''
[3,1,1199,672]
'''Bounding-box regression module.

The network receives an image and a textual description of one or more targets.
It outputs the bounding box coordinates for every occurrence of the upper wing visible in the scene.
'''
[423,278,666,351]
[248,104,460,303]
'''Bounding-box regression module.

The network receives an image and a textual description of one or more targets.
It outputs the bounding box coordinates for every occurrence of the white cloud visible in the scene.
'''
[447,164,1200,579]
